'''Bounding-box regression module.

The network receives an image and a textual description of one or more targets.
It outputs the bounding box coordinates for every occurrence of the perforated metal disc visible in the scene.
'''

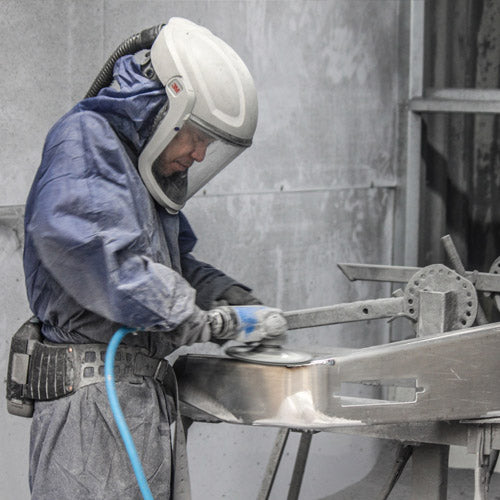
[488,256,500,312]
[404,264,478,329]
[225,345,313,366]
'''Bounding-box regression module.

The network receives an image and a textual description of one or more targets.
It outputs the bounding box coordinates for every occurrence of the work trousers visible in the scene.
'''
[29,377,172,500]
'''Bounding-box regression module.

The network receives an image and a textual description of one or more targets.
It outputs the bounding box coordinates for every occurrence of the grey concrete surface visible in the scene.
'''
[323,440,500,499]
[0,207,32,498]
[1,1,409,499]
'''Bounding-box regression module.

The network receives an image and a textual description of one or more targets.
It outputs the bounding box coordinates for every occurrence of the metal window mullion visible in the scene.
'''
[411,89,500,114]
[404,0,426,267]
[411,99,500,114]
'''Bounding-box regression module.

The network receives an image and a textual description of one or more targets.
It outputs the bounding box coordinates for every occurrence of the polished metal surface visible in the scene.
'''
[176,257,500,499]
[174,322,500,430]
[175,348,349,429]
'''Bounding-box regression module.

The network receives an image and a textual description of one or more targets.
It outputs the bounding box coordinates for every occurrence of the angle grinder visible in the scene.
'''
[225,309,312,365]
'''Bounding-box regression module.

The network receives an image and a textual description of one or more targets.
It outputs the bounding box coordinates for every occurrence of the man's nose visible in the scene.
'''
[191,143,207,162]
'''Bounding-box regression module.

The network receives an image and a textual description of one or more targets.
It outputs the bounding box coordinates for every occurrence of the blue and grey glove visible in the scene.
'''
[208,305,287,343]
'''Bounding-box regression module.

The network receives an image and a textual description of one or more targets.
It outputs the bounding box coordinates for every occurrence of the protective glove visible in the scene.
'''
[212,285,262,307]
[207,305,287,343]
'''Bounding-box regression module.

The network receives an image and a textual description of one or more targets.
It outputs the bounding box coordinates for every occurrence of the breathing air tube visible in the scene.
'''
[86,24,169,499]
[93,25,166,498]
[85,24,164,98]
[105,327,154,500]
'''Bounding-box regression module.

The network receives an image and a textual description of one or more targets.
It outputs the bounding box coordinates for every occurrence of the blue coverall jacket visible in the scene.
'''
[24,54,242,358]
[24,54,244,499]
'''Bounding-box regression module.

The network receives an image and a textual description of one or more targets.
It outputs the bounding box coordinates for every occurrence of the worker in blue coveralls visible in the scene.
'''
[21,18,286,499]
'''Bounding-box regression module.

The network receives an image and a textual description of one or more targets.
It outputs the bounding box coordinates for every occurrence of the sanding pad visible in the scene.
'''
[225,344,313,366]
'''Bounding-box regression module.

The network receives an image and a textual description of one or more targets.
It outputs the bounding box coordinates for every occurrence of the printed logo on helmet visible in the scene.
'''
[169,79,183,95]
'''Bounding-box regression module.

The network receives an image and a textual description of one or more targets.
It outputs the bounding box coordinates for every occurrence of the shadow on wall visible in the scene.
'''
[421,118,500,323]
[322,438,500,500]
[420,0,500,287]
[421,117,500,274]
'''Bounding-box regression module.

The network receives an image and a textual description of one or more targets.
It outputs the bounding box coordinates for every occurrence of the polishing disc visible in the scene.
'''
[225,344,313,365]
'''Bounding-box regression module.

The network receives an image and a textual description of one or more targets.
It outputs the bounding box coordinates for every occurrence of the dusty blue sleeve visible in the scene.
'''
[25,111,197,331]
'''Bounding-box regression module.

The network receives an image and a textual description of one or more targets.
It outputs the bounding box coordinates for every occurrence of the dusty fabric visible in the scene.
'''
[30,379,172,500]
[23,54,242,352]
[23,53,247,499]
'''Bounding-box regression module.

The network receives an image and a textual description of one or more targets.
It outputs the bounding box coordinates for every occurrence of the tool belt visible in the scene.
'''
[6,318,168,417]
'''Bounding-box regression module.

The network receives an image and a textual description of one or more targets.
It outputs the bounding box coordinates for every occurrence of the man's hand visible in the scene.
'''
[207,305,287,343]
[212,285,262,307]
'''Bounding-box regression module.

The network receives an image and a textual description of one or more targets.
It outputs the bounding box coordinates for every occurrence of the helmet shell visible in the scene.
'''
[138,18,258,213]
[151,18,258,144]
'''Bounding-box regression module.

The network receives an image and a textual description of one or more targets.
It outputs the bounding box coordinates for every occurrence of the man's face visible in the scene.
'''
[156,123,213,177]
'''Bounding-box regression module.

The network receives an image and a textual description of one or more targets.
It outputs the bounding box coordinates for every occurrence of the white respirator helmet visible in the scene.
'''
[138,18,258,214]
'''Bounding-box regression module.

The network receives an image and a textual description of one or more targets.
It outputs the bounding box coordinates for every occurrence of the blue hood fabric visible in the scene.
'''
[24,54,240,357]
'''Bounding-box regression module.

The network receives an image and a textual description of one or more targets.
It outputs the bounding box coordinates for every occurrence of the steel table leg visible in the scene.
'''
[411,444,449,500]
[258,428,291,500]
[287,431,313,500]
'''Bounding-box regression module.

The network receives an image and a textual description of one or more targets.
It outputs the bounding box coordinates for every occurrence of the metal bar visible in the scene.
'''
[411,444,449,500]
[376,444,413,500]
[338,262,500,293]
[410,97,500,114]
[474,430,488,500]
[412,285,450,500]
[441,235,489,325]
[472,273,500,293]
[338,263,420,283]
[284,297,406,330]
[487,450,499,486]
[411,266,451,500]
[257,428,290,500]
[417,290,455,337]
[332,422,470,449]
[286,432,313,500]
[404,0,425,266]
[441,235,468,275]
[425,88,500,101]
[411,88,500,114]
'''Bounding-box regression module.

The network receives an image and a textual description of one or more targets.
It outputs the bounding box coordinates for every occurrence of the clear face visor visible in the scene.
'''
[150,119,246,212]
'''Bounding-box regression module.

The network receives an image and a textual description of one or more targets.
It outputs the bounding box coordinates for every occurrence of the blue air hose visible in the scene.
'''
[105,327,154,500]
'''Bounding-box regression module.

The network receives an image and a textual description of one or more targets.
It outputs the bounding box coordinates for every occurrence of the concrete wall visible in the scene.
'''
[0,1,408,498]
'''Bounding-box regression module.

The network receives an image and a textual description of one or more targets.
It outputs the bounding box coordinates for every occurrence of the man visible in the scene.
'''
[22,18,285,499]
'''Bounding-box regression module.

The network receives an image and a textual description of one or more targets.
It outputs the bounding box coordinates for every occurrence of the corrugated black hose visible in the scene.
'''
[84,24,165,99]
